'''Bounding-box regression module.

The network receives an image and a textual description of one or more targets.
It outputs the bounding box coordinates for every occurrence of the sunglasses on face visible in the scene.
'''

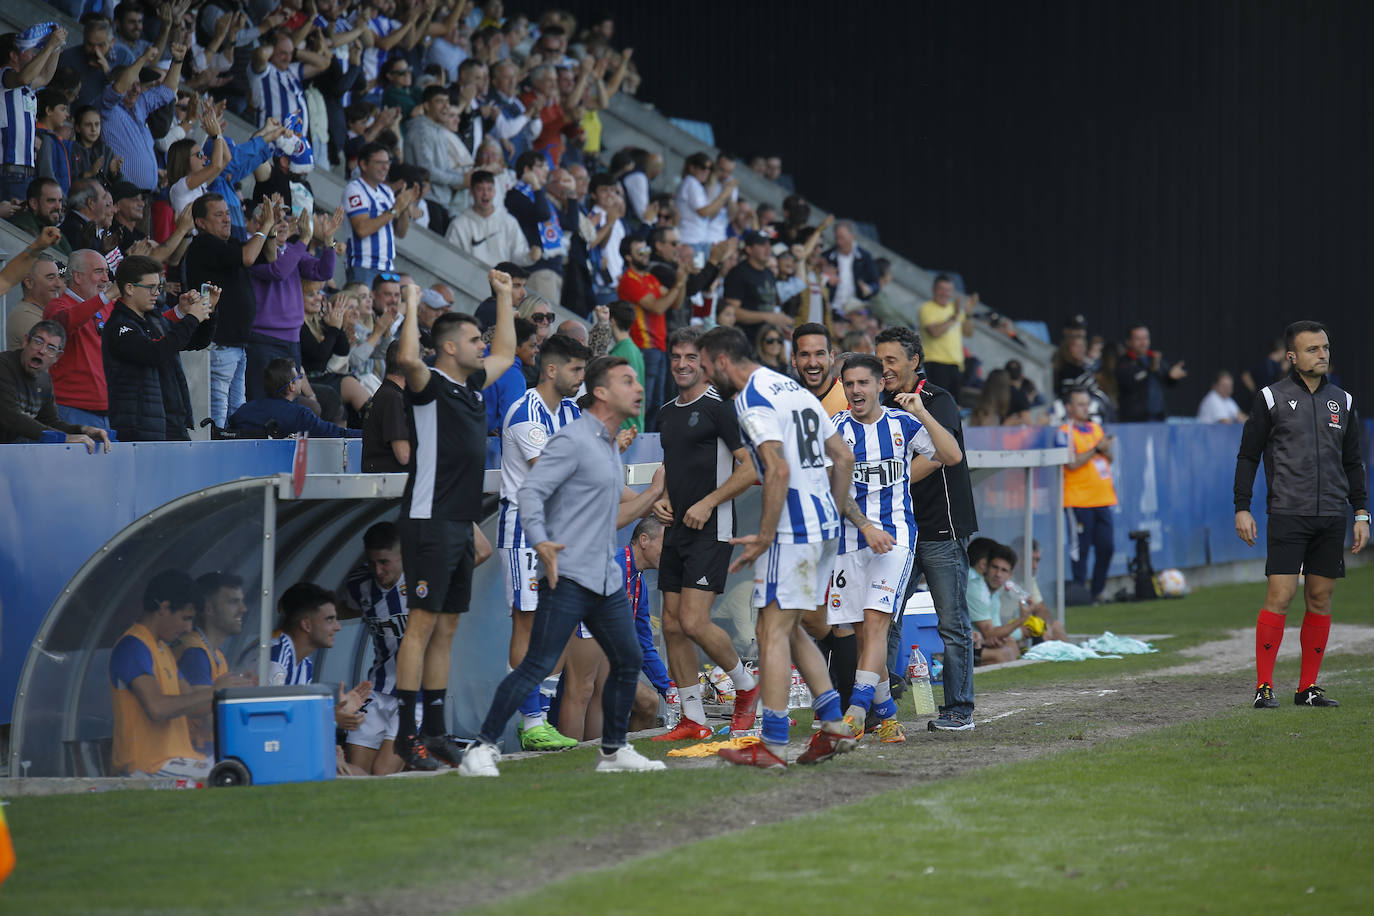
[762,336,782,345]
[531,312,555,324]
[378,272,400,282]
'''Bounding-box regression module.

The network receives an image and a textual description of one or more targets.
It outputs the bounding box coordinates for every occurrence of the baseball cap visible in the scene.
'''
[110,181,143,203]
[420,289,451,310]
[742,230,770,247]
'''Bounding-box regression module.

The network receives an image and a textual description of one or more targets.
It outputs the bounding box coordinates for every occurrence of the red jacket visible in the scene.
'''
[43,290,112,411]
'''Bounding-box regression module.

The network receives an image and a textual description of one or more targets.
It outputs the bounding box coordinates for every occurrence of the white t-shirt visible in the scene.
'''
[168,176,206,218]
[832,250,857,310]
[676,175,711,245]
[1197,390,1241,423]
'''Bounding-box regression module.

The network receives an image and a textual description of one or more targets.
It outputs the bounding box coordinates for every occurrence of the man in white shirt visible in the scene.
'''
[446,170,526,267]
[1197,370,1246,424]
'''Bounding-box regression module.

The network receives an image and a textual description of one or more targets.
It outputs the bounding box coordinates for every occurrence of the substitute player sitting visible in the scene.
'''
[342,522,414,775]
[498,333,589,751]
[828,355,962,742]
[698,326,856,769]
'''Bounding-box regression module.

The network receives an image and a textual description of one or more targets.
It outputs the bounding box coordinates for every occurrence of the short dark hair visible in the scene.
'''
[278,582,335,633]
[264,357,298,396]
[932,273,953,288]
[383,339,402,377]
[792,322,830,348]
[363,521,400,552]
[191,192,225,223]
[36,88,66,121]
[26,177,59,202]
[537,331,590,372]
[432,311,480,348]
[967,537,999,567]
[697,326,751,362]
[667,326,702,353]
[514,150,543,178]
[493,261,529,280]
[608,300,635,332]
[988,544,1018,570]
[469,169,495,188]
[1284,320,1327,354]
[589,173,617,194]
[840,353,883,383]
[513,316,538,347]
[1064,385,1091,403]
[357,141,391,165]
[875,326,924,362]
[371,272,400,291]
[618,234,641,259]
[584,355,630,401]
[114,255,163,297]
[26,319,66,346]
[144,570,200,614]
[195,571,243,611]
[420,84,447,104]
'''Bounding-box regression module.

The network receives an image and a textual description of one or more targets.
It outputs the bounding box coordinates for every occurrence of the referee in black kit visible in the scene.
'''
[1235,320,1368,710]
[389,270,517,769]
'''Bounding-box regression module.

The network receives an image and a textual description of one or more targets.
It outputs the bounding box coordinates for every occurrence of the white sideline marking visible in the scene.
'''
[983,708,1026,722]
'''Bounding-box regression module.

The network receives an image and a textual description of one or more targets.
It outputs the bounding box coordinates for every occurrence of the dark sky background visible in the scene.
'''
[564,0,1372,411]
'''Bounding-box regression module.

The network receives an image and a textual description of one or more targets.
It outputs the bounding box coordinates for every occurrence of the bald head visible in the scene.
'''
[556,319,587,344]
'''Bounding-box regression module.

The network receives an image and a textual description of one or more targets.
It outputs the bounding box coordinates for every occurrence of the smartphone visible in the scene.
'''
[201,282,212,307]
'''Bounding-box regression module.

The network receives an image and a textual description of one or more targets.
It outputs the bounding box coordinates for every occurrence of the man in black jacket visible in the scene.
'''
[1234,320,1368,710]
[1116,324,1186,421]
[102,256,218,442]
[876,326,980,732]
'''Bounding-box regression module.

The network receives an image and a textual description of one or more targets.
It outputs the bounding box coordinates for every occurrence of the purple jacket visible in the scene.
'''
[249,242,337,342]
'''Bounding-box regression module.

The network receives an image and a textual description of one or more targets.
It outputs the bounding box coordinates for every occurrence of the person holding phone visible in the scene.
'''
[1059,387,1119,604]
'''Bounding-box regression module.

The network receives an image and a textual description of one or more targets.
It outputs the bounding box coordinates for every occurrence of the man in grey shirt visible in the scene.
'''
[461,355,668,776]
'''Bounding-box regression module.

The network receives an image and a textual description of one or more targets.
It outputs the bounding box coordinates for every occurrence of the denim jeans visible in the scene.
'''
[1071,506,1115,598]
[244,335,300,402]
[478,578,642,751]
[209,345,247,427]
[890,536,974,718]
[640,346,667,431]
[55,405,109,430]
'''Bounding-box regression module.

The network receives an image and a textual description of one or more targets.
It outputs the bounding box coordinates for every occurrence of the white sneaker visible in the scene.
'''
[458,742,501,777]
[595,743,667,773]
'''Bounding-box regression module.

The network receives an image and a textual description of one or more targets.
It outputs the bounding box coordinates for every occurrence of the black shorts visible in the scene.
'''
[400,518,475,613]
[1265,515,1346,579]
[658,534,733,594]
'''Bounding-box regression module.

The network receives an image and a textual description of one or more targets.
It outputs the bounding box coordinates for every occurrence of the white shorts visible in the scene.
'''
[501,547,541,613]
[751,539,839,611]
[827,545,914,626]
[346,692,400,750]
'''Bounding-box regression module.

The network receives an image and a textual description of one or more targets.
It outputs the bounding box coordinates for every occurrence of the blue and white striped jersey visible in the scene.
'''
[831,406,936,554]
[345,566,408,696]
[344,177,397,270]
[498,388,581,548]
[734,366,841,544]
[363,16,401,82]
[269,631,314,686]
[250,62,309,137]
[0,71,38,169]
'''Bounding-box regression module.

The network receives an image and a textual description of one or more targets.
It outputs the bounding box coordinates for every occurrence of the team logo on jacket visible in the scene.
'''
[415,580,429,599]
[1327,400,1340,413]
[893,433,904,448]
[688,410,699,427]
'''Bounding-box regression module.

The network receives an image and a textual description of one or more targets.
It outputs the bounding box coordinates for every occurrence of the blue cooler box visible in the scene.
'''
[897,591,945,684]
[213,685,336,786]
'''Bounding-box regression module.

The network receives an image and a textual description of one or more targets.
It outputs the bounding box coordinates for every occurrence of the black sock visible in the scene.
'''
[395,689,419,743]
[828,632,857,710]
[421,688,447,737]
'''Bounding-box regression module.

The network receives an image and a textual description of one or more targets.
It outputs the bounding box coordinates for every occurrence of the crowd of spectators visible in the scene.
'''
[1,0,1266,451]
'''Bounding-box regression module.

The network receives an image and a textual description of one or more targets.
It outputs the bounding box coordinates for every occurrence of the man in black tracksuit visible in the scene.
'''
[875,326,981,732]
[1234,320,1369,710]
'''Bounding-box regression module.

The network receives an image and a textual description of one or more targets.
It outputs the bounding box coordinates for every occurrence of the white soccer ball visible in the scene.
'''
[1158,568,1188,597]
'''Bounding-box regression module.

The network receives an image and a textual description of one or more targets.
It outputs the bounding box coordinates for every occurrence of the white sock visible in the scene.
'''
[727,660,757,692]
[680,684,706,724]
[521,713,544,731]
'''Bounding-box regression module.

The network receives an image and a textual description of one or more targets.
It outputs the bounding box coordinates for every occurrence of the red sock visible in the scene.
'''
[1255,609,1286,689]
[1298,612,1331,691]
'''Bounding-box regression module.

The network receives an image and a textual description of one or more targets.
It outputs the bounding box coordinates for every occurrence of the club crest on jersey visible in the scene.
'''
[415,580,429,599]
[1327,400,1340,413]
[688,410,699,427]
[348,194,363,208]
[893,433,904,447]
[527,426,548,447]
[529,577,538,592]
[399,582,407,597]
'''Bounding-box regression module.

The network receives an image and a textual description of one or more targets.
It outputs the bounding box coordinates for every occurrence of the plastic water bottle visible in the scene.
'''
[787,666,812,710]
[907,647,936,715]
[1003,580,1032,604]
[665,683,680,728]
